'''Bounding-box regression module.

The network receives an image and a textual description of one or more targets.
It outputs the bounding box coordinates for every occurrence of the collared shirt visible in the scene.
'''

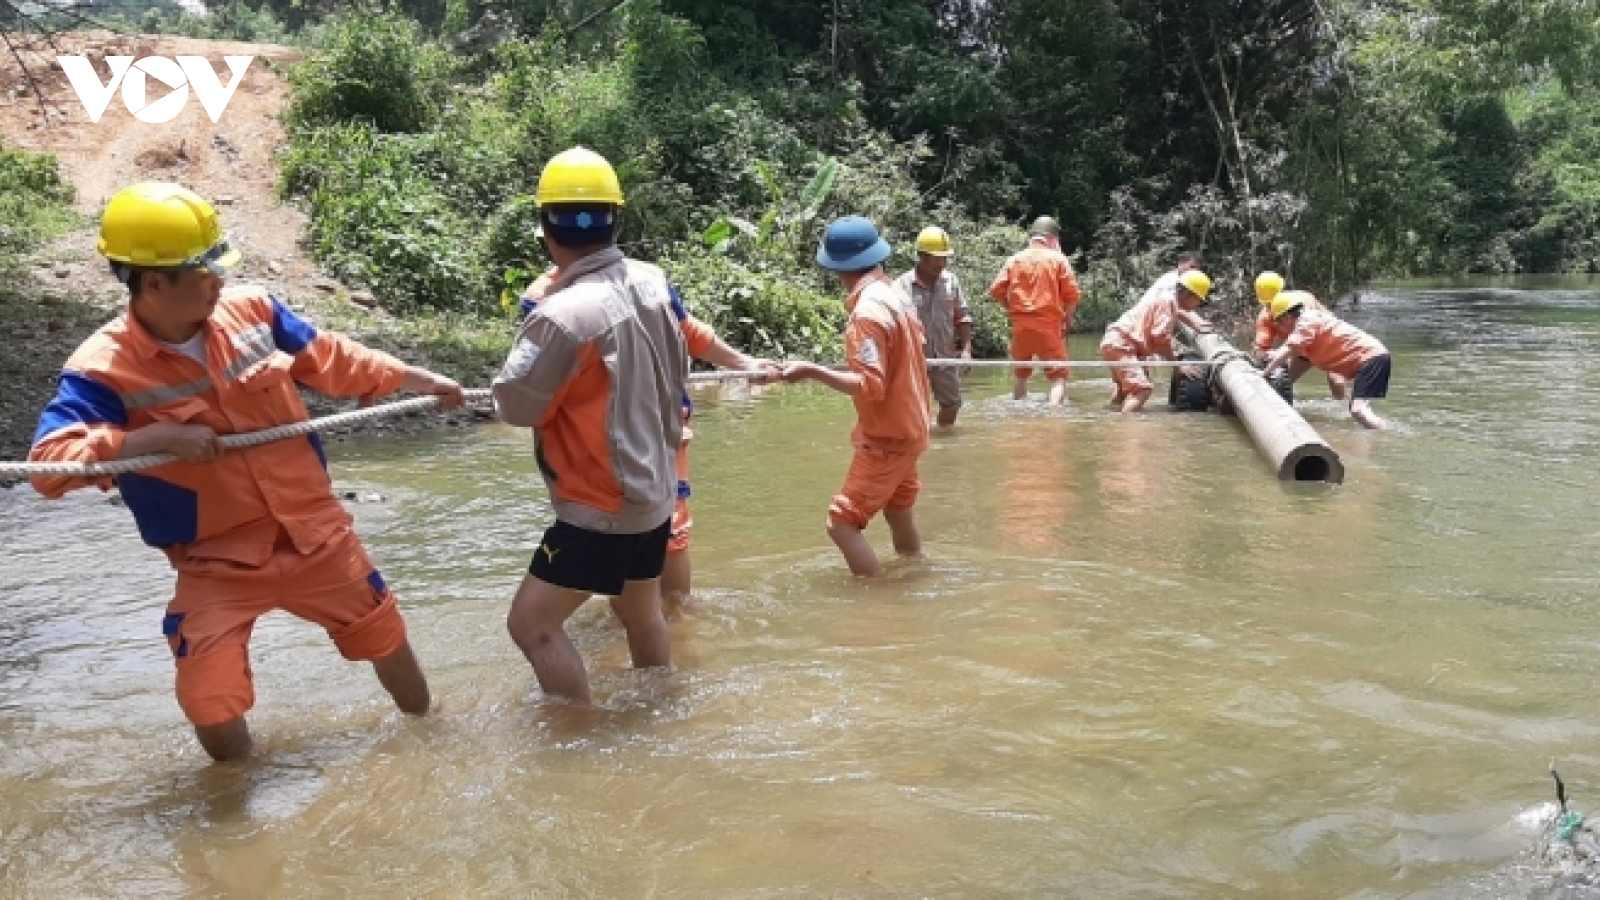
[845,276,931,453]
[492,247,689,534]
[1101,292,1178,359]
[1281,308,1387,378]
[989,246,1081,331]
[894,268,972,359]
[29,285,409,566]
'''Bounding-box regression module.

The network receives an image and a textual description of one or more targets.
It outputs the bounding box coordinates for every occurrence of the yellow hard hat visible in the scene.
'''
[98,182,240,270]
[1177,269,1212,301]
[1255,271,1285,305]
[1270,290,1311,319]
[536,147,625,207]
[915,226,954,257]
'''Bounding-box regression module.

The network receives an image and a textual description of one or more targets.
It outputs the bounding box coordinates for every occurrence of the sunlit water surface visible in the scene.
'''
[4,279,1600,897]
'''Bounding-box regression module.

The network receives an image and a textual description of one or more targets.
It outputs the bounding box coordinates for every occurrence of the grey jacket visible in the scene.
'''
[492,247,688,534]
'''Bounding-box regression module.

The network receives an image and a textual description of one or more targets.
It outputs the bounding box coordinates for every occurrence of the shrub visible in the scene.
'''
[279,124,485,311]
[287,10,456,133]
[0,141,76,267]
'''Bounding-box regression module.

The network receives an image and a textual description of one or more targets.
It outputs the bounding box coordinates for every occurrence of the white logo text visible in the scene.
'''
[55,55,254,124]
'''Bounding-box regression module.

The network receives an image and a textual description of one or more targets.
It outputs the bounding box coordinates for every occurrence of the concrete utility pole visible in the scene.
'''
[1185,328,1345,484]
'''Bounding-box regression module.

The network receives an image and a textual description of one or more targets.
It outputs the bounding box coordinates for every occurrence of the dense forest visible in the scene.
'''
[5,0,1598,358]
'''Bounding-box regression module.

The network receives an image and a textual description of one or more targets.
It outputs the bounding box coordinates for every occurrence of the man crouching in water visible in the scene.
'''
[782,217,932,576]
[492,148,689,703]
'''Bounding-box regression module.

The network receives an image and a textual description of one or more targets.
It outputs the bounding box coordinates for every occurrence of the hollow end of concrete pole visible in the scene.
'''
[1277,444,1345,484]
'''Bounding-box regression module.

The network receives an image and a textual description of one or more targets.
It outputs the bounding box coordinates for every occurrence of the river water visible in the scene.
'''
[3,279,1600,897]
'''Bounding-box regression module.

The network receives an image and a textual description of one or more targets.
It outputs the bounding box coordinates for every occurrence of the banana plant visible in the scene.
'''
[702,157,838,255]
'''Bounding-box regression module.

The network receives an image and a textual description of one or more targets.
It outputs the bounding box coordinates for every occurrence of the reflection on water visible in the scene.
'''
[4,280,1600,897]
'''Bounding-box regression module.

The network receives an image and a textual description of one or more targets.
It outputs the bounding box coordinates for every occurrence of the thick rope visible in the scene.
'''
[686,357,1221,383]
[1,390,491,482]
[2,358,1216,481]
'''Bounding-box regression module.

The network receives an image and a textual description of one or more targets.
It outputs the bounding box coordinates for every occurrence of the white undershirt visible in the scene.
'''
[158,332,208,367]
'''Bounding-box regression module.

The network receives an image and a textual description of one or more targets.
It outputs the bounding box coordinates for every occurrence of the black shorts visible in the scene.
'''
[528,518,672,596]
[1352,353,1392,400]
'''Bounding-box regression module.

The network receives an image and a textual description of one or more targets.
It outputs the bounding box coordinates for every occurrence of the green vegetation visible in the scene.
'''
[6,0,1598,362]
[0,140,76,276]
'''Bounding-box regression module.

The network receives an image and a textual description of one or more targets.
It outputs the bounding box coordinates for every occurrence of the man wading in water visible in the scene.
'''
[1260,292,1393,429]
[518,265,777,615]
[492,148,691,702]
[782,217,932,576]
[988,216,1081,405]
[27,183,464,762]
[894,226,973,427]
[1250,274,1350,400]
[1098,270,1214,413]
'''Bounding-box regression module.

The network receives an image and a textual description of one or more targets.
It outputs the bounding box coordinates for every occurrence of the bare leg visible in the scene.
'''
[884,507,921,556]
[936,405,959,427]
[1047,377,1068,406]
[661,550,691,616]
[1349,398,1388,430]
[826,515,883,576]
[1327,372,1349,401]
[1120,386,1153,414]
[506,574,592,703]
[1012,375,1029,400]
[194,717,252,762]
[1287,356,1313,383]
[608,579,672,669]
[371,640,430,714]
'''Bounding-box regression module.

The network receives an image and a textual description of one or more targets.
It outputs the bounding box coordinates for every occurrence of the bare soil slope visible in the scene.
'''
[0,32,488,466]
[2,31,308,286]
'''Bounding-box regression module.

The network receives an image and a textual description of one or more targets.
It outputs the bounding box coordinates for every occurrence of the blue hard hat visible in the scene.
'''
[816,215,891,271]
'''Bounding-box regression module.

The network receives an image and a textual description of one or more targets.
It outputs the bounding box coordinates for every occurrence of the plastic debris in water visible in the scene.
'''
[1559,812,1588,843]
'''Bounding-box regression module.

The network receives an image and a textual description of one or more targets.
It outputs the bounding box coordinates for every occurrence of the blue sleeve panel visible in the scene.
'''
[32,371,128,446]
[115,473,199,547]
[669,285,693,416]
[306,433,329,470]
[269,296,320,354]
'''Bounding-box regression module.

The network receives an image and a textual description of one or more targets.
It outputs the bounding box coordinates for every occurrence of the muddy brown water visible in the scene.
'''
[4,279,1600,897]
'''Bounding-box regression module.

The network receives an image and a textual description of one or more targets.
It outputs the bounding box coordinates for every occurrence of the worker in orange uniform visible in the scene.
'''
[1251,272,1348,400]
[1139,251,1212,333]
[1099,270,1213,413]
[1261,293,1392,429]
[492,148,693,703]
[894,226,972,426]
[988,216,1080,405]
[27,182,465,762]
[519,268,775,613]
[782,216,931,576]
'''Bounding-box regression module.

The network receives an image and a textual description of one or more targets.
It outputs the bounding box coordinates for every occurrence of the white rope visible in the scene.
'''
[927,358,1219,369]
[0,390,492,482]
[3,357,1222,481]
[687,357,1221,383]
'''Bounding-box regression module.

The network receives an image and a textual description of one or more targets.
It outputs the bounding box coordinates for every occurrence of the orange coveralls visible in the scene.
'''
[988,246,1081,380]
[1280,308,1389,378]
[830,276,932,529]
[28,286,413,727]
[1099,293,1178,395]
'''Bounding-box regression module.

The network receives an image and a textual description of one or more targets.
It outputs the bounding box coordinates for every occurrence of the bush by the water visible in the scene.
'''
[0,140,76,270]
